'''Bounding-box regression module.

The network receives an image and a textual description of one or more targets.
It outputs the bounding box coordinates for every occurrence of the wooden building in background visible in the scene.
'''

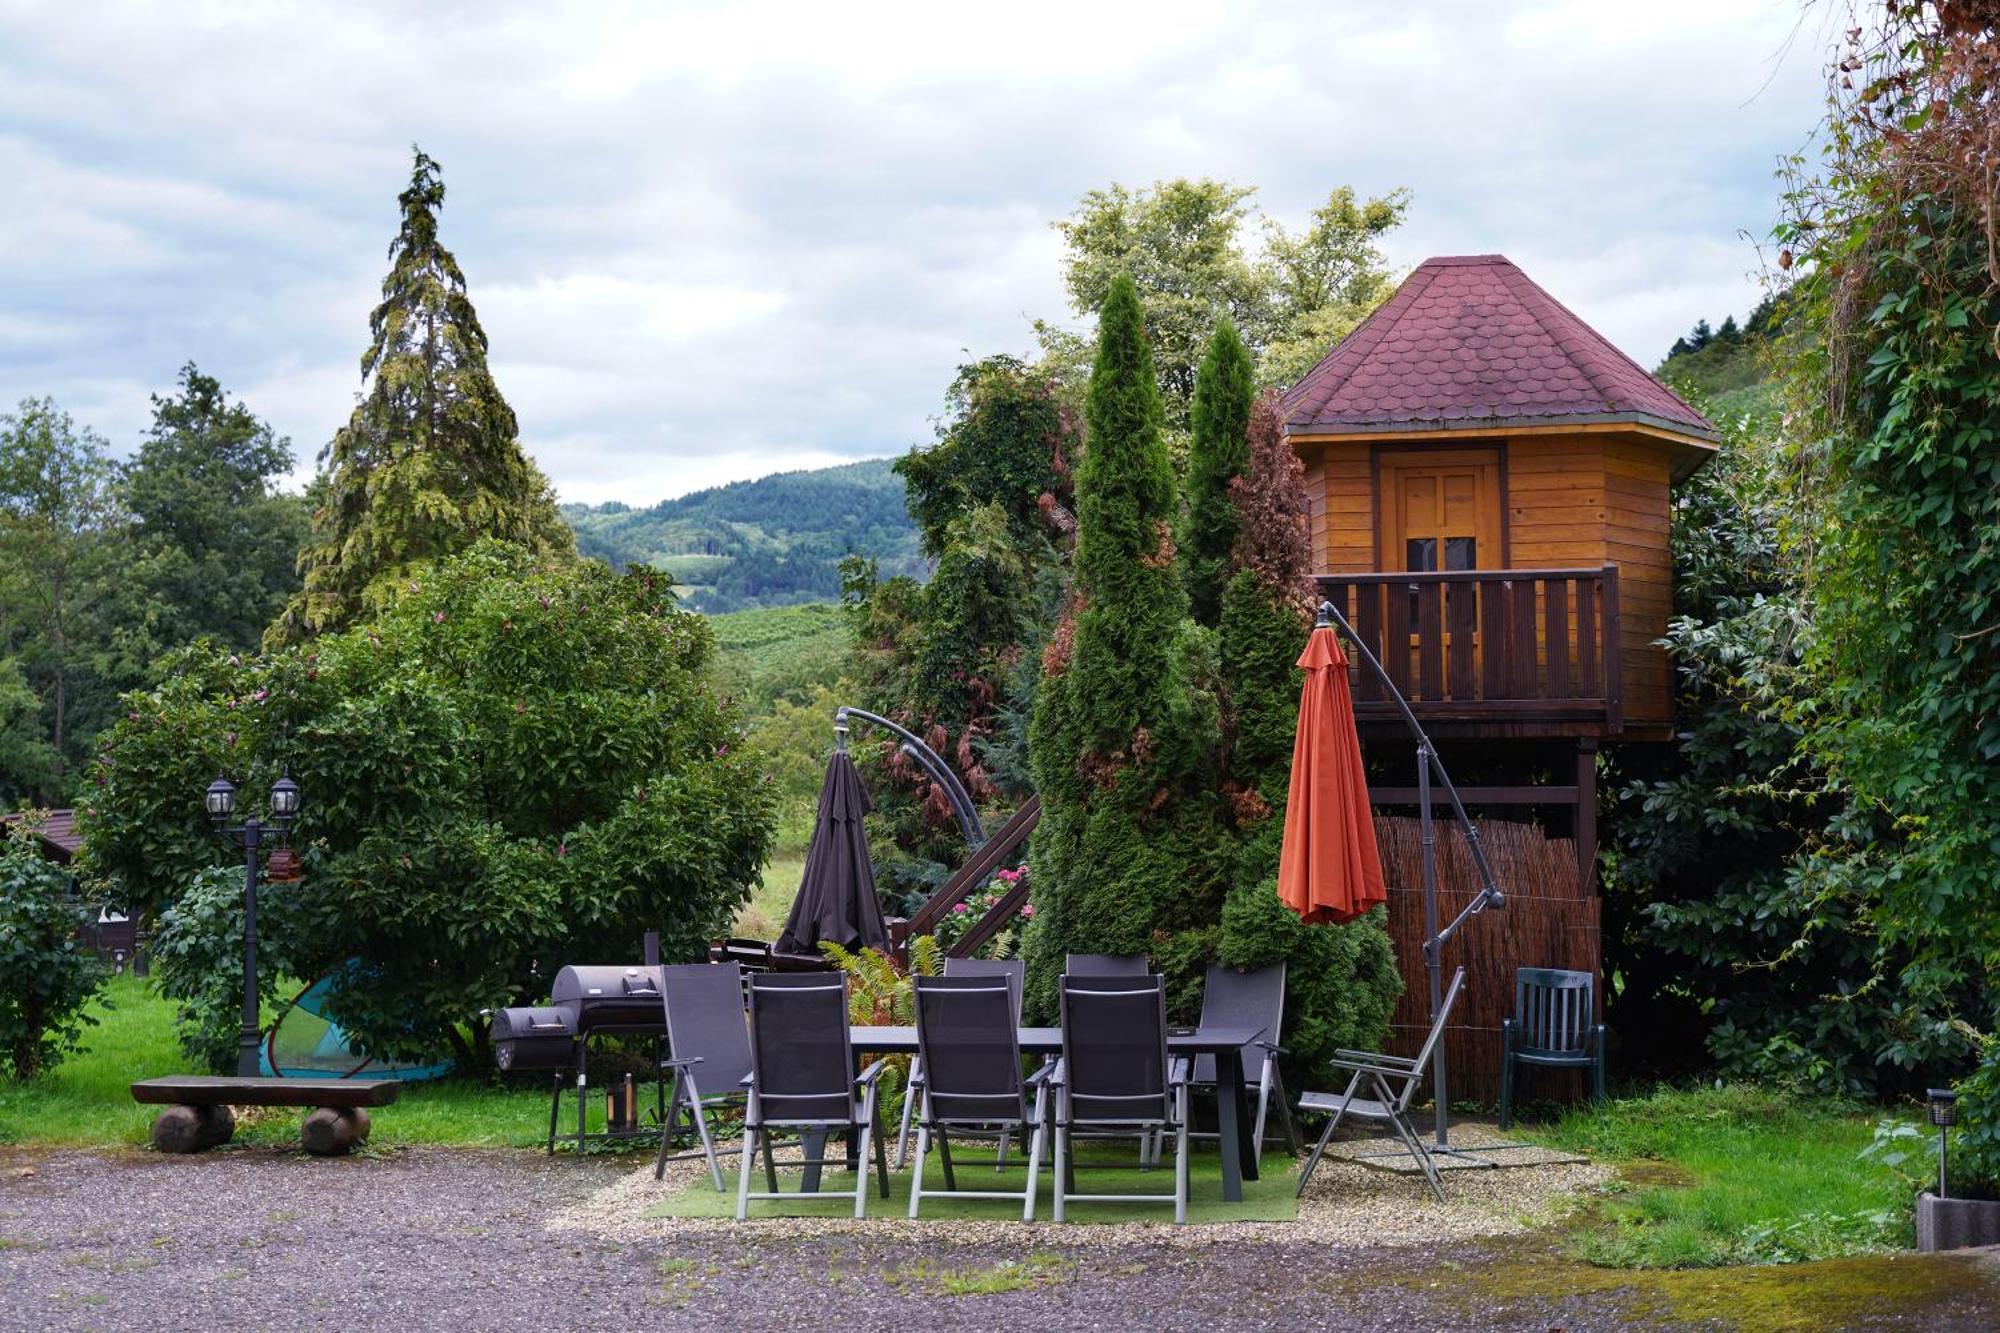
[1280,254,1715,1098]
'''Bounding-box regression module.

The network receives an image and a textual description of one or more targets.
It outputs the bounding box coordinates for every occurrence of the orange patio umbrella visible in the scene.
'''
[1277,617,1387,924]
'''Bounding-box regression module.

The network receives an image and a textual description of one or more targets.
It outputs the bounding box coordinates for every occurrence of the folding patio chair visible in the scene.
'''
[1183,962,1300,1155]
[1052,973,1189,1224]
[895,957,1025,1169]
[906,975,1051,1220]
[735,972,890,1220]
[1295,967,1467,1203]
[653,962,753,1190]
[1064,952,1151,977]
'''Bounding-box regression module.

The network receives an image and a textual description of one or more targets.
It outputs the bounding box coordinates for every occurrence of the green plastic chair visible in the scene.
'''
[1498,967,1605,1129]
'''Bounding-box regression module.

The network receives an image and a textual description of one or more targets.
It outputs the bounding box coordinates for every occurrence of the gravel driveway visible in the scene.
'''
[3,1145,1996,1331]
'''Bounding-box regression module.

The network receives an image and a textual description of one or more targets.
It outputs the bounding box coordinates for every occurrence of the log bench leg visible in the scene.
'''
[300,1106,372,1157]
[151,1103,235,1154]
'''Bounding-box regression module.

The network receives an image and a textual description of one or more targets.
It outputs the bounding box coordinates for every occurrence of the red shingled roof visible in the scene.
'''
[1282,254,1716,441]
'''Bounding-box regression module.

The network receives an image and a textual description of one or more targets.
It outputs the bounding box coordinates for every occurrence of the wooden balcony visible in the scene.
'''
[1313,567,1623,738]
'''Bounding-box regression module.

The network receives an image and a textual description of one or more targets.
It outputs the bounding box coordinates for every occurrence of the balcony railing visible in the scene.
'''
[1313,567,1622,729]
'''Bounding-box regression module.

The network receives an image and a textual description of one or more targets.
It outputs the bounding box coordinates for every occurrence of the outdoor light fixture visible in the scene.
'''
[202,768,303,1078]
[269,770,301,823]
[1929,1088,1958,1199]
[205,774,237,824]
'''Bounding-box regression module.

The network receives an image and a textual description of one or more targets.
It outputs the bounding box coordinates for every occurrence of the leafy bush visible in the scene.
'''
[84,541,776,1067]
[146,864,298,1073]
[0,826,104,1079]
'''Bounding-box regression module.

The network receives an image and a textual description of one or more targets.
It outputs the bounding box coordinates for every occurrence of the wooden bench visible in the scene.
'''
[132,1076,401,1156]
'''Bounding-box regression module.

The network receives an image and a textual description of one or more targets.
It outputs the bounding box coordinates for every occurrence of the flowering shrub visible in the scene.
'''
[931,863,1030,959]
[83,541,775,1068]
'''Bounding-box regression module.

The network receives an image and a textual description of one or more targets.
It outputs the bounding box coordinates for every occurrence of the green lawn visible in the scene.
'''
[0,975,632,1150]
[655,1143,1297,1224]
[1522,1084,1919,1268]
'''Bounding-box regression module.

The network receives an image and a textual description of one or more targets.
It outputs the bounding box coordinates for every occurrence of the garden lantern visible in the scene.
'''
[270,770,301,824]
[1929,1088,1957,1198]
[202,768,303,1078]
[205,774,237,824]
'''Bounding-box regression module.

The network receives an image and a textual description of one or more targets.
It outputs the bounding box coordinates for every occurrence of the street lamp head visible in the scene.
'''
[269,770,301,824]
[205,774,237,825]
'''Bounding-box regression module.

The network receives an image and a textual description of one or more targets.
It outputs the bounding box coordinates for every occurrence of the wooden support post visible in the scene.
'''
[1575,740,1599,897]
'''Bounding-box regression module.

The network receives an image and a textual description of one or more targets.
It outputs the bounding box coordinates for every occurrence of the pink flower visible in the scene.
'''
[433,611,447,623]
[1021,904,1036,919]
[557,840,568,857]
[952,903,969,914]
[252,689,269,703]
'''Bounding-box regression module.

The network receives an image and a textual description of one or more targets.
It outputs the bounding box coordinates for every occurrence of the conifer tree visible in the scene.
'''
[274,148,571,643]
[1212,393,1400,1074]
[1023,274,1225,1017]
[1182,321,1254,627]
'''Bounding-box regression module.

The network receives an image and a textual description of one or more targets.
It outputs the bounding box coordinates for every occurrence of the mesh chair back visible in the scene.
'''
[913,976,1027,1124]
[1513,968,1595,1057]
[1059,974,1170,1124]
[1397,968,1467,1113]
[942,957,1025,1025]
[746,972,854,1125]
[1192,962,1285,1085]
[1064,952,1150,978]
[659,963,753,1093]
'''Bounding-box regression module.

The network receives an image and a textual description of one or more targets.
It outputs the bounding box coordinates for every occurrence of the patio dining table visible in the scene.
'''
[797,1024,1267,1203]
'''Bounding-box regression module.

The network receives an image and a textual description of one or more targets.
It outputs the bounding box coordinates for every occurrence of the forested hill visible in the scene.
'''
[560,457,925,613]
[1654,294,1782,420]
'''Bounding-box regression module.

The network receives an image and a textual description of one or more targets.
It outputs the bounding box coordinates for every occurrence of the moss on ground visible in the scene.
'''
[1318,1240,1995,1331]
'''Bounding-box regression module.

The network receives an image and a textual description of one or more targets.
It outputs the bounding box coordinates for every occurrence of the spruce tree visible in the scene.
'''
[1182,321,1254,627]
[274,148,572,643]
[1023,274,1225,1017]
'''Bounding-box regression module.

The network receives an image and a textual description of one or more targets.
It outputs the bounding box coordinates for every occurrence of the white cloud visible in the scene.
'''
[0,0,1828,500]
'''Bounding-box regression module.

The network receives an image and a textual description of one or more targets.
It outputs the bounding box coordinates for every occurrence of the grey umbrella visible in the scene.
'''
[776,748,889,956]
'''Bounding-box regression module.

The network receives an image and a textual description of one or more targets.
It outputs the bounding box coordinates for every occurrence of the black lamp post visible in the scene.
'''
[205,769,302,1078]
[1928,1088,1958,1199]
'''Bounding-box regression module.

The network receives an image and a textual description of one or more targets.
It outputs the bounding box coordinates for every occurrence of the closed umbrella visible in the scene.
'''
[1277,619,1387,924]
[777,748,889,956]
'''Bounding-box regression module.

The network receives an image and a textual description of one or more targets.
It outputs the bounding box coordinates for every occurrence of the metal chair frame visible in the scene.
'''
[1295,968,1467,1203]
[1051,974,1189,1224]
[906,975,1052,1221]
[734,973,889,1220]
[652,963,751,1190]
[1180,962,1301,1158]
[894,957,1024,1171]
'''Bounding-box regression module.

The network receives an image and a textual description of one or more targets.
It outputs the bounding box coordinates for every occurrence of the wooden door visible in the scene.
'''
[1379,450,1502,573]
[1378,450,1503,698]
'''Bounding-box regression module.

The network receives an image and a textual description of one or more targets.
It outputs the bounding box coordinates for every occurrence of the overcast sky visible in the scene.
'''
[1,1,1832,505]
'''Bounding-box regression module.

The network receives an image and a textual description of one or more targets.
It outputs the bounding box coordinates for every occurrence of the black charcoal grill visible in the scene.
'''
[489,959,676,1155]
[488,1006,576,1072]
[550,965,666,1031]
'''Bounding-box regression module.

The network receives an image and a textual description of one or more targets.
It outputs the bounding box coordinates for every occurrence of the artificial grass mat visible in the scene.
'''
[651,1143,1298,1223]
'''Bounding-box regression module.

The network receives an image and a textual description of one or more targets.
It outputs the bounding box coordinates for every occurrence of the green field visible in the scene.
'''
[708,601,851,711]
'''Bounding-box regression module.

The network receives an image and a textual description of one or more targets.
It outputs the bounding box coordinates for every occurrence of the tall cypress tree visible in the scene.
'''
[274,148,572,643]
[1214,392,1401,1083]
[1182,320,1254,626]
[1023,274,1225,1017]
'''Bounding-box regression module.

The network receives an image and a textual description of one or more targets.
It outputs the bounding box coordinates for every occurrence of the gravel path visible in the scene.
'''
[3,1144,1997,1331]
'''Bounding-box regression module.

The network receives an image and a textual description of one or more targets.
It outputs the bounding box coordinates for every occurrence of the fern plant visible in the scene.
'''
[816,939,940,1126]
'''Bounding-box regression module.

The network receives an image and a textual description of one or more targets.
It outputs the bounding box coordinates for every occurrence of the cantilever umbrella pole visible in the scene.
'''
[1316,600,1505,1159]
